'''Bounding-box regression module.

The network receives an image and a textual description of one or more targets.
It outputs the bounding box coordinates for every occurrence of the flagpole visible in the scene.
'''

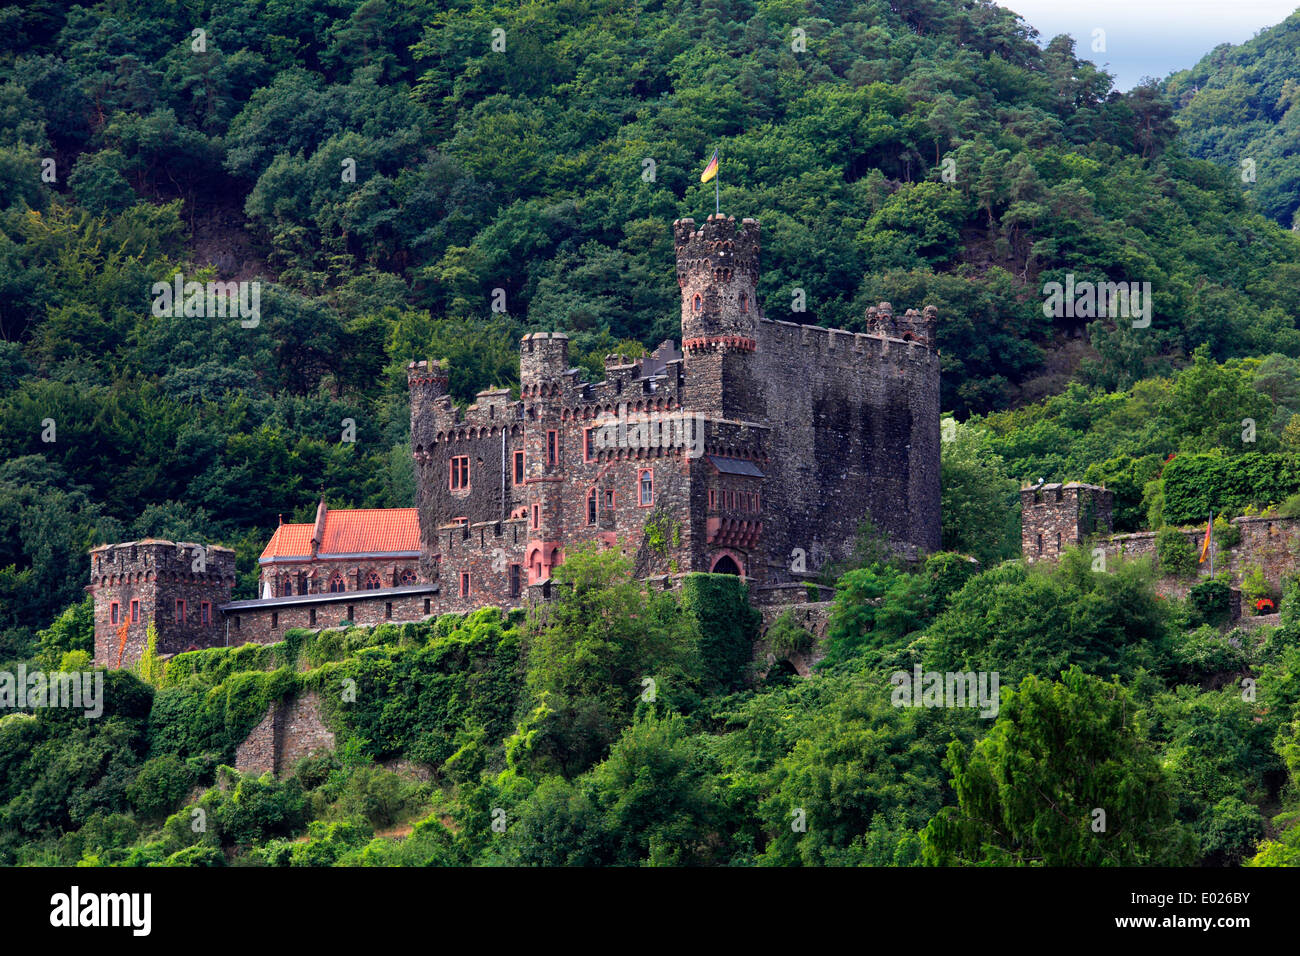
[1209,508,1214,577]
[715,146,720,216]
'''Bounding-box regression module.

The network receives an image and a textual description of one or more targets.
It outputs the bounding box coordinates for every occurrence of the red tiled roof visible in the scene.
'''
[260,508,419,561]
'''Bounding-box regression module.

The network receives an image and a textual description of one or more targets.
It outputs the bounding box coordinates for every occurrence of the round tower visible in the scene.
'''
[674,215,762,421]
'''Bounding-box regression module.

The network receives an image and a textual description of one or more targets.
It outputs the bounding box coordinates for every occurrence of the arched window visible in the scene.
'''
[328,573,345,593]
[363,571,382,590]
[739,292,748,313]
[587,487,597,525]
[280,576,293,596]
[399,568,417,585]
[692,294,702,312]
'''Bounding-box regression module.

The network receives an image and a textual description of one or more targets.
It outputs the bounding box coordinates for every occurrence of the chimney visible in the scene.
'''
[311,498,327,558]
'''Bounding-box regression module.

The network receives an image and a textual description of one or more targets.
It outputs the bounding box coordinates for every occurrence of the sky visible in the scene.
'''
[996,1,1299,91]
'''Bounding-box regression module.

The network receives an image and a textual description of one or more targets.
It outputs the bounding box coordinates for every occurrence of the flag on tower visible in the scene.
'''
[700,149,719,183]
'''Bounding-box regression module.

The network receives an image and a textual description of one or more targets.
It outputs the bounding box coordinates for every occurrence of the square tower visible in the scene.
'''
[1021,482,1114,563]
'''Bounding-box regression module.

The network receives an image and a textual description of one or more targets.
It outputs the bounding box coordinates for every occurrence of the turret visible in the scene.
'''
[520,333,571,391]
[674,215,762,421]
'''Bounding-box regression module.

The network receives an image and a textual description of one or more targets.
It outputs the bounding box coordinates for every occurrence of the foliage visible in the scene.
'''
[922,669,1198,865]
[1156,525,1198,578]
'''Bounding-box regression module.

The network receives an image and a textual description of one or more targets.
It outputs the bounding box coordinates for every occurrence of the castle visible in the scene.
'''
[90,213,942,669]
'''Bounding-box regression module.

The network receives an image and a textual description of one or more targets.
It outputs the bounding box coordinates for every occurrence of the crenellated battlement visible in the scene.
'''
[673,215,760,285]
[756,317,939,371]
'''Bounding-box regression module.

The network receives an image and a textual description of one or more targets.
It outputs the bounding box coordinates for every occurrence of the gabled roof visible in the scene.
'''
[260,507,420,562]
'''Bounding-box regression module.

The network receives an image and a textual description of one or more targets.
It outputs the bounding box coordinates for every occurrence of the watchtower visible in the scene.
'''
[89,540,236,668]
[675,215,762,421]
[1021,482,1114,563]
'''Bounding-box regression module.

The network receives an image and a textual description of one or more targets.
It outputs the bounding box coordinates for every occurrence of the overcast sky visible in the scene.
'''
[996,1,1298,90]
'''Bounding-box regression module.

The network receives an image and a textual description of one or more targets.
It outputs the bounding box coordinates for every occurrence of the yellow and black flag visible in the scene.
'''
[701,148,719,183]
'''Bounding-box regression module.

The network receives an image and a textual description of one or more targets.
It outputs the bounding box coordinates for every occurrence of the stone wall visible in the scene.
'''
[234,691,335,777]
[1103,515,1300,590]
[221,585,438,646]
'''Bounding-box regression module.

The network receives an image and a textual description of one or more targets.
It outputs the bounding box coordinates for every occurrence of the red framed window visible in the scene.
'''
[587,487,597,524]
[692,294,701,312]
[130,599,140,623]
[639,469,653,507]
[201,601,211,625]
[547,430,558,466]
[399,568,417,585]
[110,602,119,625]
[175,599,185,623]
[531,503,540,529]
[513,450,525,484]
[363,571,382,590]
[584,428,595,462]
[449,455,470,490]
[328,574,345,593]
[460,571,470,598]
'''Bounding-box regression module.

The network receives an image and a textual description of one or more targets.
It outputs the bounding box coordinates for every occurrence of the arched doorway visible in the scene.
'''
[711,554,741,575]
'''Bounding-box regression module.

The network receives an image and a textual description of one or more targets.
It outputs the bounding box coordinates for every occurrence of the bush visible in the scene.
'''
[128,755,195,819]
[1188,580,1232,628]
[1156,526,1198,578]
[765,609,814,658]
[1214,515,1241,549]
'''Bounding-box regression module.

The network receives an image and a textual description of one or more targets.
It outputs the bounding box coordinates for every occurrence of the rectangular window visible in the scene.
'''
[347,605,354,622]
[460,571,470,598]
[175,599,185,623]
[531,503,540,530]
[271,612,279,629]
[709,489,715,509]
[547,430,558,466]
[201,601,211,625]
[584,428,595,462]
[385,602,393,620]
[605,489,614,511]
[449,455,470,490]
[587,489,597,525]
[639,469,653,507]
[424,598,431,614]
[234,615,241,631]
[110,602,119,625]
[130,599,140,624]
[309,608,317,626]
[509,564,521,599]
[513,450,525,484]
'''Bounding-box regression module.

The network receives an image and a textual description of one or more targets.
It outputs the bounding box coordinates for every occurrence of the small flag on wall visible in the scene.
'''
[1199,514,1213,563]
[700,149,719,183]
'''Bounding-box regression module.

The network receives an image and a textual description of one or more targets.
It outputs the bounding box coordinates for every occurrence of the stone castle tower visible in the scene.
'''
[88,540,236,669]
[676,216,762,421]
[1020,482,1114,563]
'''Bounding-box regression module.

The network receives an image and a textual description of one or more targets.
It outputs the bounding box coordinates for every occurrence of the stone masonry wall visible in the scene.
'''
[234,691,335,777]
[222,586,438,646]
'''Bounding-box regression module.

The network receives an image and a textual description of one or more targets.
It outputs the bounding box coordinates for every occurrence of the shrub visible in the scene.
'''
[1214,515,1241,550]
[765,609,814,658]
[1156,526,1198,578]
[1188,580,1232,628]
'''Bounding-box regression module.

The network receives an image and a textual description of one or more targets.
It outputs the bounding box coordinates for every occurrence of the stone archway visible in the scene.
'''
[711,553,742,575]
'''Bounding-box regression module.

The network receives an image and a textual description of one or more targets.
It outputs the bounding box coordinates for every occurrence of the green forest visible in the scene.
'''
[5,0,1300,867]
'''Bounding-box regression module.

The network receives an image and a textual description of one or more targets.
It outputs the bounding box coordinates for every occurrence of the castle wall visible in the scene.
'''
[234,691,335,777]
[1102,515,1300,589]
[220,586,438,646]
[752,320,941,578]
